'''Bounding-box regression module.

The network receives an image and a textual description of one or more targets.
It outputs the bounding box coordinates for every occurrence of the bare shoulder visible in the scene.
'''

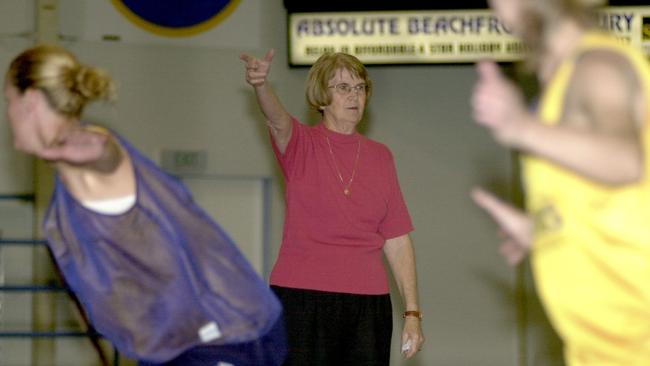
[572,49,640,96]
[569,48,643,132]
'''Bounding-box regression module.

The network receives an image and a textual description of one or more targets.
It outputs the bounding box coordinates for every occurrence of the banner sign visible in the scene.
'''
[288,6,650,65]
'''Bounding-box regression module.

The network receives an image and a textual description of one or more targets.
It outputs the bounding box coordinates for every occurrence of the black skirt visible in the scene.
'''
[272,286,393,366]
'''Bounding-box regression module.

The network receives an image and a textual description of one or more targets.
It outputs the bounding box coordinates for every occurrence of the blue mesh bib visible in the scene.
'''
[43,135,283,362]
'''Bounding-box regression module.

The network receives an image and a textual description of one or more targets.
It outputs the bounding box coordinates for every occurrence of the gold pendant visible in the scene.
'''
[344,188,350,196]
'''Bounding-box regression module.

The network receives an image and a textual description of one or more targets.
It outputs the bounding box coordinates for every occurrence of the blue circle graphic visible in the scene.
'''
[120,0,234,28]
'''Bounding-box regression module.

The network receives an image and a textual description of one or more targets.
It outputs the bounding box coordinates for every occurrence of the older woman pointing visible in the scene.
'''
[241,49,424,365]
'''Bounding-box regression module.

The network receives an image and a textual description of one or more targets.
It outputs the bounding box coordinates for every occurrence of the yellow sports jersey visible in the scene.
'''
[522,32,650,365]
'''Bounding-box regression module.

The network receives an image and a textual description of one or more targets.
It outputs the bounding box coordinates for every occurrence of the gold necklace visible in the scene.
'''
[325,135,361,197]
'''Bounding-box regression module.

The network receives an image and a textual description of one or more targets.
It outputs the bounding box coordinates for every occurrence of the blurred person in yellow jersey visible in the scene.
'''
[470,0,650,364]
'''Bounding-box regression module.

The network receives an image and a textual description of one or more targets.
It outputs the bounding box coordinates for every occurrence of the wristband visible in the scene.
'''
[403,310,422,320]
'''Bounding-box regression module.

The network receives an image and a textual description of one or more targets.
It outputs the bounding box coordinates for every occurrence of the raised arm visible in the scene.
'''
[472,59,643,186]
[42,126,123,173]
[240,49,293,153]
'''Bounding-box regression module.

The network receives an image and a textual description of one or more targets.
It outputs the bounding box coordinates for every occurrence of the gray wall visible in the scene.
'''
[0,0,562,365]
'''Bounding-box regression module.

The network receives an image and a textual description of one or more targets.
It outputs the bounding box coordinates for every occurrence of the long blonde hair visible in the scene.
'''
[6,44,114,118]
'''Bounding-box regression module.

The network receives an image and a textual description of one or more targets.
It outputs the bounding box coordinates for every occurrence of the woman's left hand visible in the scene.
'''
[384,234,424,359]
[471,187,532,265]
[401,317,425,359]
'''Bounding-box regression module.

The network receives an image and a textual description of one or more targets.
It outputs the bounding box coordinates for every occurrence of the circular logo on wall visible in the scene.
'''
[111,0,241,37]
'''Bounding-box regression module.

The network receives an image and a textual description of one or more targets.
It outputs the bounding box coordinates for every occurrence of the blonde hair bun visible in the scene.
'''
[72,65,115,101]
[7,44,115,118]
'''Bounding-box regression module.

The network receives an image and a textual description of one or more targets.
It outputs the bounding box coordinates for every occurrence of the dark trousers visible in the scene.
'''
[272,286,392,366]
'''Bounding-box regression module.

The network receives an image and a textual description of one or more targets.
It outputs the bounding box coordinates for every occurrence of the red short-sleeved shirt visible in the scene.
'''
[269,117,414,294]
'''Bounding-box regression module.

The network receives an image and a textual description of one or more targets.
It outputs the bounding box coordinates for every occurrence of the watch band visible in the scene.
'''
[403,310,423,320]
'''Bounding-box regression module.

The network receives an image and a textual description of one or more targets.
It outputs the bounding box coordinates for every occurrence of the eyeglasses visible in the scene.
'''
[328,83,368,96]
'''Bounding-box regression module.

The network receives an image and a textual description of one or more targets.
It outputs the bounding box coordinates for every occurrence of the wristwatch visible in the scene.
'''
[403,310,423,320]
